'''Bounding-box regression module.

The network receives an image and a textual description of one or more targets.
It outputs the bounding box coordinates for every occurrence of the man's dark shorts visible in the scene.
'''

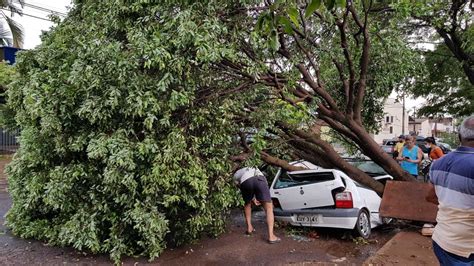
[240,176,271,204]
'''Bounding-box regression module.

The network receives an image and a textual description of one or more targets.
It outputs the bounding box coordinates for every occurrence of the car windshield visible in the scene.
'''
[274,171,335,189]
[347,160,387,176]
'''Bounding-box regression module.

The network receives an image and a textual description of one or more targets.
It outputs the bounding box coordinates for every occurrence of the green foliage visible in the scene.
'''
[265,1,422,134]
[392,0,474,116]
[0,61,17,128]
[6,1,246,263]
[305,0,322,18]
[438,132,460,149]
[410,45,474,116]
[0,61,15,85]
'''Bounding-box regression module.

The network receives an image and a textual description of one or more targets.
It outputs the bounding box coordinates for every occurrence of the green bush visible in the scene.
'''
[5,1,244,262]
[438,132,460,149]
[0,61,17,128]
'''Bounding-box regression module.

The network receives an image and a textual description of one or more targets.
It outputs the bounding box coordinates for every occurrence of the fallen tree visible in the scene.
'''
[218,0,422,194]
[5,1,254,262]
[5,0,423,262]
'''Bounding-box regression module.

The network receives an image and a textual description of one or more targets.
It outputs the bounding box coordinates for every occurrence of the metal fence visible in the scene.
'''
[0,128,19,154]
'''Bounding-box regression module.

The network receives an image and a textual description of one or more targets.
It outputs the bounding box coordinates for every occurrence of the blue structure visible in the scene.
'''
[0,46,21,65]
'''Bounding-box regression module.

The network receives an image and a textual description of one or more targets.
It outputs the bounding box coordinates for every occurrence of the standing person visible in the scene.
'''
[424,137,444,161]
[397,135,423,178]
[421,137,445,182]
[233,167,281,244]
[427,116,474,265]
[393,135,406,159]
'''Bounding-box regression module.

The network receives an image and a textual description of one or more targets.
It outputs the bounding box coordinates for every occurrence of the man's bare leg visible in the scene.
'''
[244,202,254,233]
[262,202,279,241]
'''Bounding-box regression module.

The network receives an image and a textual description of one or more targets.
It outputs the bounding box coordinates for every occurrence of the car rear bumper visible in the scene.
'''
[273,207,359,229]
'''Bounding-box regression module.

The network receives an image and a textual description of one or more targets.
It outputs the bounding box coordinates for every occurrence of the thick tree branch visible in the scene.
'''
[336,6,356,93]
[260,151,306,171]
[414,0,474,85]
[296,63,340,112]
[318,114,360,143]
[349,2,371,124]
[293,34,319,76]
[277,121,385,195]
[436,27,474,85]
[332,59,351,113]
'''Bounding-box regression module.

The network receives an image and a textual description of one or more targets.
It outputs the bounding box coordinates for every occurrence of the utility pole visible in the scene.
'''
[411,106,417,134]
[402,93,405,135]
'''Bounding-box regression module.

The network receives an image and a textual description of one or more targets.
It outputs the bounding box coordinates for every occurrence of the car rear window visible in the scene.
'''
[347,160,387,177]
[274,171,335,189]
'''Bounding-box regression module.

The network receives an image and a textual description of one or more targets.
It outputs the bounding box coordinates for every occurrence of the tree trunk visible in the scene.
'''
[347,120,417,182]
[278,123,386,195]
[316,146,385,195]
[260,151,306,172]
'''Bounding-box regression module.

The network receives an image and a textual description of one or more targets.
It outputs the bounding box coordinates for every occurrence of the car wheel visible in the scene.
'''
[354,209,371,239]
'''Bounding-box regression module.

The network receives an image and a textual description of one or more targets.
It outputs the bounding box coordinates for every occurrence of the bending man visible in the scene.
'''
[233,167,280,244]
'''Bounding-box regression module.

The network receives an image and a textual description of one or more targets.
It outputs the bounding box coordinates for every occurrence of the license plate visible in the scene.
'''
[296,215,319,223]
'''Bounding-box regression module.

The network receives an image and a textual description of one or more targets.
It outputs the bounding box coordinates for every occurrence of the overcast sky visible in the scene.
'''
[8,0,423,111]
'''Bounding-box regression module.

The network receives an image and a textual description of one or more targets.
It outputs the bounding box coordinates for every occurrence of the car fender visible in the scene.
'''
[338,171,384,228]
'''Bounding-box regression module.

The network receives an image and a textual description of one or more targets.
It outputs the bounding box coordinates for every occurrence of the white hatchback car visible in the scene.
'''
[270,159,392,239]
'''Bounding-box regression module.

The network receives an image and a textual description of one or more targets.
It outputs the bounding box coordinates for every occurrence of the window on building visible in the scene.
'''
[389,126,393,134]
[386,116,390,123]
[390,116,394,123]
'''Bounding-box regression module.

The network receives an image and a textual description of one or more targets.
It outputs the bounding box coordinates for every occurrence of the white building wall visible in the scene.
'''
[372,98,409,144]
[430,122,454,133]
[419,120,432,137]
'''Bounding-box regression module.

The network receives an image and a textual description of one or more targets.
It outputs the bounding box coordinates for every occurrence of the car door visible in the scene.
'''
[272,170,345,210]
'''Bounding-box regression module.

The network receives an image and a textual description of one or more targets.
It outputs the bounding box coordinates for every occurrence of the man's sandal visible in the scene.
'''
[267,237,281,244]
[245,228,256,235]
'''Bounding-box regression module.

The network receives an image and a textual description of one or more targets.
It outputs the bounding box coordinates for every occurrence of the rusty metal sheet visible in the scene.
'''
[379,181,437,223]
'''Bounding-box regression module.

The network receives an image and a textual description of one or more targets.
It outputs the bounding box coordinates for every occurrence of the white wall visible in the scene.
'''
[419,120,432,136]
[430,122,454,133]
[372,98,409,144]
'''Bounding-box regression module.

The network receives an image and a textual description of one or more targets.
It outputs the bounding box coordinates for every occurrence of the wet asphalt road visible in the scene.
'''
[0,156,397,265]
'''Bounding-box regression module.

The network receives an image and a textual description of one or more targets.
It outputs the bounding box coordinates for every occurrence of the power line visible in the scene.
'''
[23,3,67,17]
[0,8,54,22]
[12,0,67,17]
[26,0,69,14]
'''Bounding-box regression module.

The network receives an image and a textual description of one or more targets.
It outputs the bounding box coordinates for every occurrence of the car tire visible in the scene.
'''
[354,209,371,239]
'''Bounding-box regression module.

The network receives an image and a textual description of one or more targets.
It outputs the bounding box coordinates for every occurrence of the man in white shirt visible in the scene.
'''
[233,167,280,244]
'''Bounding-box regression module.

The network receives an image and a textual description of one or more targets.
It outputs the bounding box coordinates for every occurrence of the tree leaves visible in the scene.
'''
[5,1,242,263]
[278,15,293,34]
[288,6,300,27]
[305,0,321,18]
[325,0,336,10]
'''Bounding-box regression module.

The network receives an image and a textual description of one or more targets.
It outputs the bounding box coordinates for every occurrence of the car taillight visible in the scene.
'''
[335,191,353,208]
[272,198,281,208]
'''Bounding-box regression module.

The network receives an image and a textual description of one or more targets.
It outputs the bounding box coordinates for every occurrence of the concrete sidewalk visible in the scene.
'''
[364,231,438,265]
